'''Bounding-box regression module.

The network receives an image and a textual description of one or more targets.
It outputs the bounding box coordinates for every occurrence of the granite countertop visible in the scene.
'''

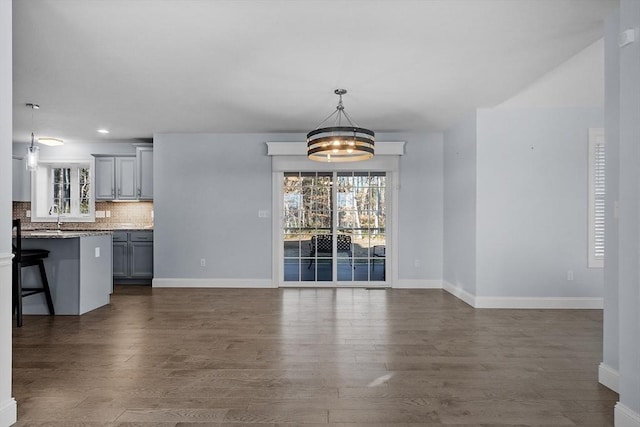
[22,230,114,239]
[109,226,154,231]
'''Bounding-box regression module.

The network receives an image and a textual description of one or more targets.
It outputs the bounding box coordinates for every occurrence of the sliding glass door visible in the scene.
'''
[282,171,386,285]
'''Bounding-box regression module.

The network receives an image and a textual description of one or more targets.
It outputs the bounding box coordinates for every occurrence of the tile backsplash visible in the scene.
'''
[13,201,154,230]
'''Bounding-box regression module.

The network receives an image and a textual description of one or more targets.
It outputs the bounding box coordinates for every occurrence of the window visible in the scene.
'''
[31,160,95,222]
[588,128,605,268]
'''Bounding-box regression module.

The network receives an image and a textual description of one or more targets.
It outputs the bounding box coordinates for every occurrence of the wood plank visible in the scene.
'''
[12,286,615,426]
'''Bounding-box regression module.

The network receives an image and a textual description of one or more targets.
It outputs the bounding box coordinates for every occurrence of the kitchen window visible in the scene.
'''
[31,160,95,222]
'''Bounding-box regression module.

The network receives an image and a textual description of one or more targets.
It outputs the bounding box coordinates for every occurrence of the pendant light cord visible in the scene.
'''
[28,103,38,148]
[30,105,34,148]
[312,92,359,130]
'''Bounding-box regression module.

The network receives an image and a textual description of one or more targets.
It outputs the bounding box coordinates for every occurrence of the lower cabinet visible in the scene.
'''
[113,230,153,284]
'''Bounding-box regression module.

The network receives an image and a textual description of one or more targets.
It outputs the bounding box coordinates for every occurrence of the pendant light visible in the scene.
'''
[26,103,40,171]
[307,89,375,162]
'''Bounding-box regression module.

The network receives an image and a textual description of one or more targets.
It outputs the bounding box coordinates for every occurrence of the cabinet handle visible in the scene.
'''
[137,188,141,197]
[118,188,121,196]
[111,188,115,197]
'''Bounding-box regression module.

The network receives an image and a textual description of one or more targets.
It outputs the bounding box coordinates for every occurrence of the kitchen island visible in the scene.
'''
[20,230,113,315]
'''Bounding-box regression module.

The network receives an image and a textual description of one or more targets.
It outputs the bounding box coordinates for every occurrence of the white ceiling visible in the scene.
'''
[12,0,617,145]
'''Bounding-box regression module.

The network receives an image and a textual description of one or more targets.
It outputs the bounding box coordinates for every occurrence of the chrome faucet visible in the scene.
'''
[49,205,62,230]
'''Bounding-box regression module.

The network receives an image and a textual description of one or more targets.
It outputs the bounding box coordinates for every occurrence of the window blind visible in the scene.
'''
[588,129,605,268]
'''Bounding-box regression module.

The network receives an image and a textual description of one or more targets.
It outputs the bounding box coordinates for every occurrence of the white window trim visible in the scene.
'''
[588,128,605,268]
[31,159,96,223]
[267,141,404,287]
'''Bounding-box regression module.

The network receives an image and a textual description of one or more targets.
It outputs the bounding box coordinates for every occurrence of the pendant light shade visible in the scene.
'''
[26,103,39,171]
[307,89,374,162]
[26,136,39,171]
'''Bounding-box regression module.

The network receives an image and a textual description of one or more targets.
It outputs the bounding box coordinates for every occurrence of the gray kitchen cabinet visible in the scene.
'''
[94,157,116,199]
[94,150,152,200]
[136,146,153,200]
[94,155,136,200]
[131,246,153,277]
[116,156,137,200]
[112,232,128,279]
[112,230,153,284]
[12,157,31,201]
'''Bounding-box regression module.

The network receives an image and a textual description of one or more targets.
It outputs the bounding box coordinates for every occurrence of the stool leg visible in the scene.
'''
[15,263,23,327]
[37,261,55,316]
[12,263,17,316]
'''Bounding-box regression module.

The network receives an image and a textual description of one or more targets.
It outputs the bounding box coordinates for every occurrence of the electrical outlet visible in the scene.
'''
[105,210,111,218]
[567,270,574,281]
[95,247,100,258]
[414,259,420,268]
[200,258,206,267]
[26,210,31,218]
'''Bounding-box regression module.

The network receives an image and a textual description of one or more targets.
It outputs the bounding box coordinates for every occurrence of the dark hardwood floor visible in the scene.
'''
[12,286,617,426]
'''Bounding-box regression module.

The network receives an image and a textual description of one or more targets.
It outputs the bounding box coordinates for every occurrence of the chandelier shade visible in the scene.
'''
[307,89,374,162]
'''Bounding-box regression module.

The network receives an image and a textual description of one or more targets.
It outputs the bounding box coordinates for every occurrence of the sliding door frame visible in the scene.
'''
[267,141,405,288]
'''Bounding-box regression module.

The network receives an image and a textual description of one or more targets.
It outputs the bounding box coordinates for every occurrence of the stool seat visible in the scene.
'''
[20,249,50,261]
[12,219,55,327]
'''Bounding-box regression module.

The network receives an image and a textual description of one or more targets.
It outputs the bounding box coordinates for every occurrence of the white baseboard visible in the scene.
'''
[442,281,476,307]
[441,281,603,309]
[0,397,17,427]
[599,362,620,392]
[393,279,443,289]
[474,296,603,309]
[152,278,274,288]
[615,403,640,427]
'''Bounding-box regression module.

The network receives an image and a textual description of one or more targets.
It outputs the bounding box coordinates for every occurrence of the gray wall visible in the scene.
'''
[387,132,443,282]
[614,0,640,414]
[154,133,275,279]
[443,113,478,295]
[476,107,604,298]
[154,132,445,283]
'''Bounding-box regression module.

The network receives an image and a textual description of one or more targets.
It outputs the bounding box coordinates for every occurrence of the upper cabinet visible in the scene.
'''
[116,156,137,200]
[94,155,135,200]
[136,147,153,200]
[94,157,116,199]
[94,147,153,201]
[12,157,31,202]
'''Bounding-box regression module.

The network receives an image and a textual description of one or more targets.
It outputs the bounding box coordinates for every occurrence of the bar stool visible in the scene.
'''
[12,219,55,327]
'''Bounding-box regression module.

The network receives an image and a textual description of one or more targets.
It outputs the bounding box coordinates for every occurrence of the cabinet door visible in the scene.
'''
[12,157,31,201]
[130,241,153,278]
[94,157,115,200]
[136,147,153,200]
[115,157,137,200]
[112,241,129,278]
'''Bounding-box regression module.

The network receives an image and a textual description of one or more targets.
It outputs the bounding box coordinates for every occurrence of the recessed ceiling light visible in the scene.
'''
[97,129,109,134]
[37,137,64,146]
